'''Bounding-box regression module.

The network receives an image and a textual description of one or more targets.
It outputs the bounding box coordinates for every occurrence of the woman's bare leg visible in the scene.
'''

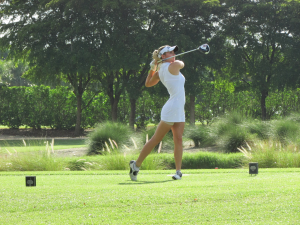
[171,122,185,171]
[135,121,172,167]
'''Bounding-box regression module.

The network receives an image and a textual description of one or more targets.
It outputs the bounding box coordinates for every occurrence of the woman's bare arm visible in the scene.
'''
[145,70,160,87]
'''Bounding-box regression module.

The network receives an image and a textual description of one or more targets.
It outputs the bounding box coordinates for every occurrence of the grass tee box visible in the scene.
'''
[1,169,300,224]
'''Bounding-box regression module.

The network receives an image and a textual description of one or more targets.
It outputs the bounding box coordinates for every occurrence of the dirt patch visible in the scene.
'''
[161,144,220,154]
[54,148,89,157]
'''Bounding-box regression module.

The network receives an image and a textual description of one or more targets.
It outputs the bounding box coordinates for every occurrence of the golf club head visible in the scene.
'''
[198,44,210,54]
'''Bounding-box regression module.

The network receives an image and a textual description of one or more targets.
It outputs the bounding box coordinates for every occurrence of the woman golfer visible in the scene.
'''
[129,45,185,181]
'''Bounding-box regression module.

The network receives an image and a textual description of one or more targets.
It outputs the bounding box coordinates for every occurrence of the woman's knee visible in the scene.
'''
[149,136,163,146]
[173,135,183,145]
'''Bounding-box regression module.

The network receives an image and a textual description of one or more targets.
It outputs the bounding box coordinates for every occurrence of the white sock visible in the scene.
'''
[134,162,140,170]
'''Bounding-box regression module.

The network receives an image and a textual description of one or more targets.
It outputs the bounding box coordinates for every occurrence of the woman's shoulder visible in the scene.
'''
[168,60,184,75]
[169,60,184,69]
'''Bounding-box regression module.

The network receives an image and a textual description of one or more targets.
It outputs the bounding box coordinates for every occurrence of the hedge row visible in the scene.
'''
[0,86,109,129]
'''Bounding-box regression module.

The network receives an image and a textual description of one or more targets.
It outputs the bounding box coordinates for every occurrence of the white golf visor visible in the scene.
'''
[158,45,178,58]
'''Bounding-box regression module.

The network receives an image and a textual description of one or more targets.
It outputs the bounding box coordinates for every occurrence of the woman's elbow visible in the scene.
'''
[145,83,152,87]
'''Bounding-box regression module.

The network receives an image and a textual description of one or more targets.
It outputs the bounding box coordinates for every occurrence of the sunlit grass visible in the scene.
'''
[1,169,300,224]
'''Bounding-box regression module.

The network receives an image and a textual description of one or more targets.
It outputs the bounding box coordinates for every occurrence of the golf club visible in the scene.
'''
[158,44,210,63]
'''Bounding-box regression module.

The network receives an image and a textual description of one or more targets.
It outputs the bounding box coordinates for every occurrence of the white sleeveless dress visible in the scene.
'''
[158,62,186,122]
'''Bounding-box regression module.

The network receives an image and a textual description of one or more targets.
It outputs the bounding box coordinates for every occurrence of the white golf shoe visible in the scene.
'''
[172,171,182,180]
[129,160,139,181]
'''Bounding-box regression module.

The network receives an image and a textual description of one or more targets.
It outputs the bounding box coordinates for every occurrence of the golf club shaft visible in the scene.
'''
[158,48,199,62]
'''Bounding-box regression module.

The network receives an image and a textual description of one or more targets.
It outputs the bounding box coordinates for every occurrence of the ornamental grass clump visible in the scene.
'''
[220,125,250,153]
[211,113,250,153]
[245,120,271,140]
[86,122,134,155]
[0,139,64,171]
[270,119,300,144]
[65,158,101,171]
[210,112,245,136]
[184,125,215,148]
[238,140,300,168]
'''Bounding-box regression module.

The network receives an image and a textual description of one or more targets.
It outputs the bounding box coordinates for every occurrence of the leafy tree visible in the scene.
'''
[0,0,104,134]
[221,0,300,120]
[94,0,222,127]
[0,59,30,86]
[95,0,161,125]
[125,0,180,128]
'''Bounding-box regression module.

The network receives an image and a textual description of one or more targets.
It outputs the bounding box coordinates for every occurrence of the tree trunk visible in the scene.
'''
[74,94,82,136]
[261,90,268,120]
[129,98,136,129]
[189,95,195,125]
[111,96,120,122]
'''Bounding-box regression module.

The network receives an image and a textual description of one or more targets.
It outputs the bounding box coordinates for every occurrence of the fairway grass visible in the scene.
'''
[1,169,300,224]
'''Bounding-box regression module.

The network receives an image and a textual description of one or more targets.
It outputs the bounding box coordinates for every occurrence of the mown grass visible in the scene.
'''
[0,169,299,224]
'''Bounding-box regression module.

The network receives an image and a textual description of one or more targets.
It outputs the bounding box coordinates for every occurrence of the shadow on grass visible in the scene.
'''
[119,180,174,185]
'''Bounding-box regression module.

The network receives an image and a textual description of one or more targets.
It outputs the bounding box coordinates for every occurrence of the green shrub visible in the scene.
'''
[181,152,244,169]
[225,111,245,125]
[49,86,76,130]
[23,86,52,129]
[0,86,26,128]
[211,115,250,153]
[147,152,244,169]
[211,112,245,135]
[184,125,215,147]
[271,119,300,144]
[245,120,271,140]
[86,122,134,155]
[221,126,249,153]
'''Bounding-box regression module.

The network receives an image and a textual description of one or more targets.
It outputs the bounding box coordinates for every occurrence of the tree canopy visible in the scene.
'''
[221,0,300,119]
[1,0,300,130]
